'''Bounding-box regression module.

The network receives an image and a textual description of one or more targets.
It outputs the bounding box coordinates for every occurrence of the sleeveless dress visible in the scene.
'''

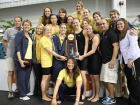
[76,30,88,70]
[87,36,101,75]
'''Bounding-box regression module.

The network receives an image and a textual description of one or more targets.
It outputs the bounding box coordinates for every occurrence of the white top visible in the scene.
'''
[118,30,140,64]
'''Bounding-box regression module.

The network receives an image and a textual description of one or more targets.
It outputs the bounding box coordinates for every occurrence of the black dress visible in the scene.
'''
[87,36,101,75]
[76,30,88,71]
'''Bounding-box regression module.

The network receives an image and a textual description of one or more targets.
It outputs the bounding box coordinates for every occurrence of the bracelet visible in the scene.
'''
[74,104,78,105]
[76,99,79,101]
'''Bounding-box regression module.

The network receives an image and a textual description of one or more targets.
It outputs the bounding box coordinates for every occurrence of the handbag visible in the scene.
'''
[24,60,31,68]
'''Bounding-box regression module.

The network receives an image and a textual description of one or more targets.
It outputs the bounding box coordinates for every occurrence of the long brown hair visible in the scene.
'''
[58,8,67,24]
[66,57,80,81]
[42,7,52,25]
[114,18,130,40]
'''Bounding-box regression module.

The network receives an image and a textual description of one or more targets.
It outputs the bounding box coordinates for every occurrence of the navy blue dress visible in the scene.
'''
[52,34,66,82]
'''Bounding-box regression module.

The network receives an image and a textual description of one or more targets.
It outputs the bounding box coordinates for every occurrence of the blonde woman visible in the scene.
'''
[72,1,84,23]
[32,24,44,97]
[40,25,66,101]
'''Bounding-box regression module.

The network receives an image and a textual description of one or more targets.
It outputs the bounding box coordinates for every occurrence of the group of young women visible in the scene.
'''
[13,1,140,105]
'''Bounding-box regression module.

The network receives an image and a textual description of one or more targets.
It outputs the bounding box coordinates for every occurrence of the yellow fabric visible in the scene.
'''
[40,36,52,68]
[25,37,32,59]
[50,24,60,36]
[89,17,96,25]
[93,18,112,34]
[57,69,82,87]
[66,23,75,34]
[39,17,49,24]
[59,34,66,46]
[35,34,43,63]
[93,23,102,34]
[72,12,83,23]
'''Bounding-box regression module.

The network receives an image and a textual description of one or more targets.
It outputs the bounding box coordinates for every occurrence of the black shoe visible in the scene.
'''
[15,88,19,96]
[8,91,14,99]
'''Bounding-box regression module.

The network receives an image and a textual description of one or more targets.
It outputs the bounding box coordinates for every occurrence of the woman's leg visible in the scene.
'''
[41,75,51,101]
[87,75,95,101]
[91,75,100,102]
[81,71,87,100]
[32,64,42,96]
[58,82,67,102]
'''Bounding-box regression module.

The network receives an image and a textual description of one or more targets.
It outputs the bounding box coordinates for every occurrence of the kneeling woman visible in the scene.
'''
[51,57,84,105]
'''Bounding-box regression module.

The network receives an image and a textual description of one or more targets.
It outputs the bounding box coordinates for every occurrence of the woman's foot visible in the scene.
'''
[57,101,62,104]
[79,101,84,105]
[91,97,99,102]
[46,94,53,99]
[42,96,52,101]
[87,96,95,101]
[82,94,86,100]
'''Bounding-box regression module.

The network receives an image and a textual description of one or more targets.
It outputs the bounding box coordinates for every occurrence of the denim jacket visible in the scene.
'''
[13,30,32,61]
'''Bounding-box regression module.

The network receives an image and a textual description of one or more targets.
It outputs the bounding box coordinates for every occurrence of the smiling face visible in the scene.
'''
[86,25,93,35]
[93,14,101,23]
[100,19,109,31]
[67,16,73,25]
[51,15,58,24]
[45,8,51,17]
[44,25,52,36]
[14,18,22,28]
[82,20,89,29]
[67,59,74,70]
[110,12,120,22]
[60,24,67,34]
[75,3,82,12]
[117,20,124,32]
[36,25,43,35]
[59,10,66,18]
[23,22,31,32]
[73,19,80,29]
[83,9,90,18]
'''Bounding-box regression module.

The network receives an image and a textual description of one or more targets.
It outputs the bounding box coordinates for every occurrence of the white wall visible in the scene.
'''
[126,0,140,23]
[0,0,112,27]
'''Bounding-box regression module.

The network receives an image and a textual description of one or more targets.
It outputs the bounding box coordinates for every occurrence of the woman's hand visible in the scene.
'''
[60,56,67,61]
[120,63,124,70]
[78,55,84,61]
[127,59,132,68]
[19,60,26,68]
[129,28,138,36]
[51,99,57,105]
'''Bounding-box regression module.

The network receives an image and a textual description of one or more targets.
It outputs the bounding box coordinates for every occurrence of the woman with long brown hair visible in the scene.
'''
[39,6,52,25]
[115,18,140,105]
[57,8,67,25]
[51,57,84,105]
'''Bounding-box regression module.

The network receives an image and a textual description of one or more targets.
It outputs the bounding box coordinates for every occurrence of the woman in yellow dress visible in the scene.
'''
[50,15,60,36]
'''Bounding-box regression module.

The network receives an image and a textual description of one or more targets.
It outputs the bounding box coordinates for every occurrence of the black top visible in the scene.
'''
[100,29,119,63]
[76,30,85,55]
[88,36,99,55]
[57,17,67,25]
